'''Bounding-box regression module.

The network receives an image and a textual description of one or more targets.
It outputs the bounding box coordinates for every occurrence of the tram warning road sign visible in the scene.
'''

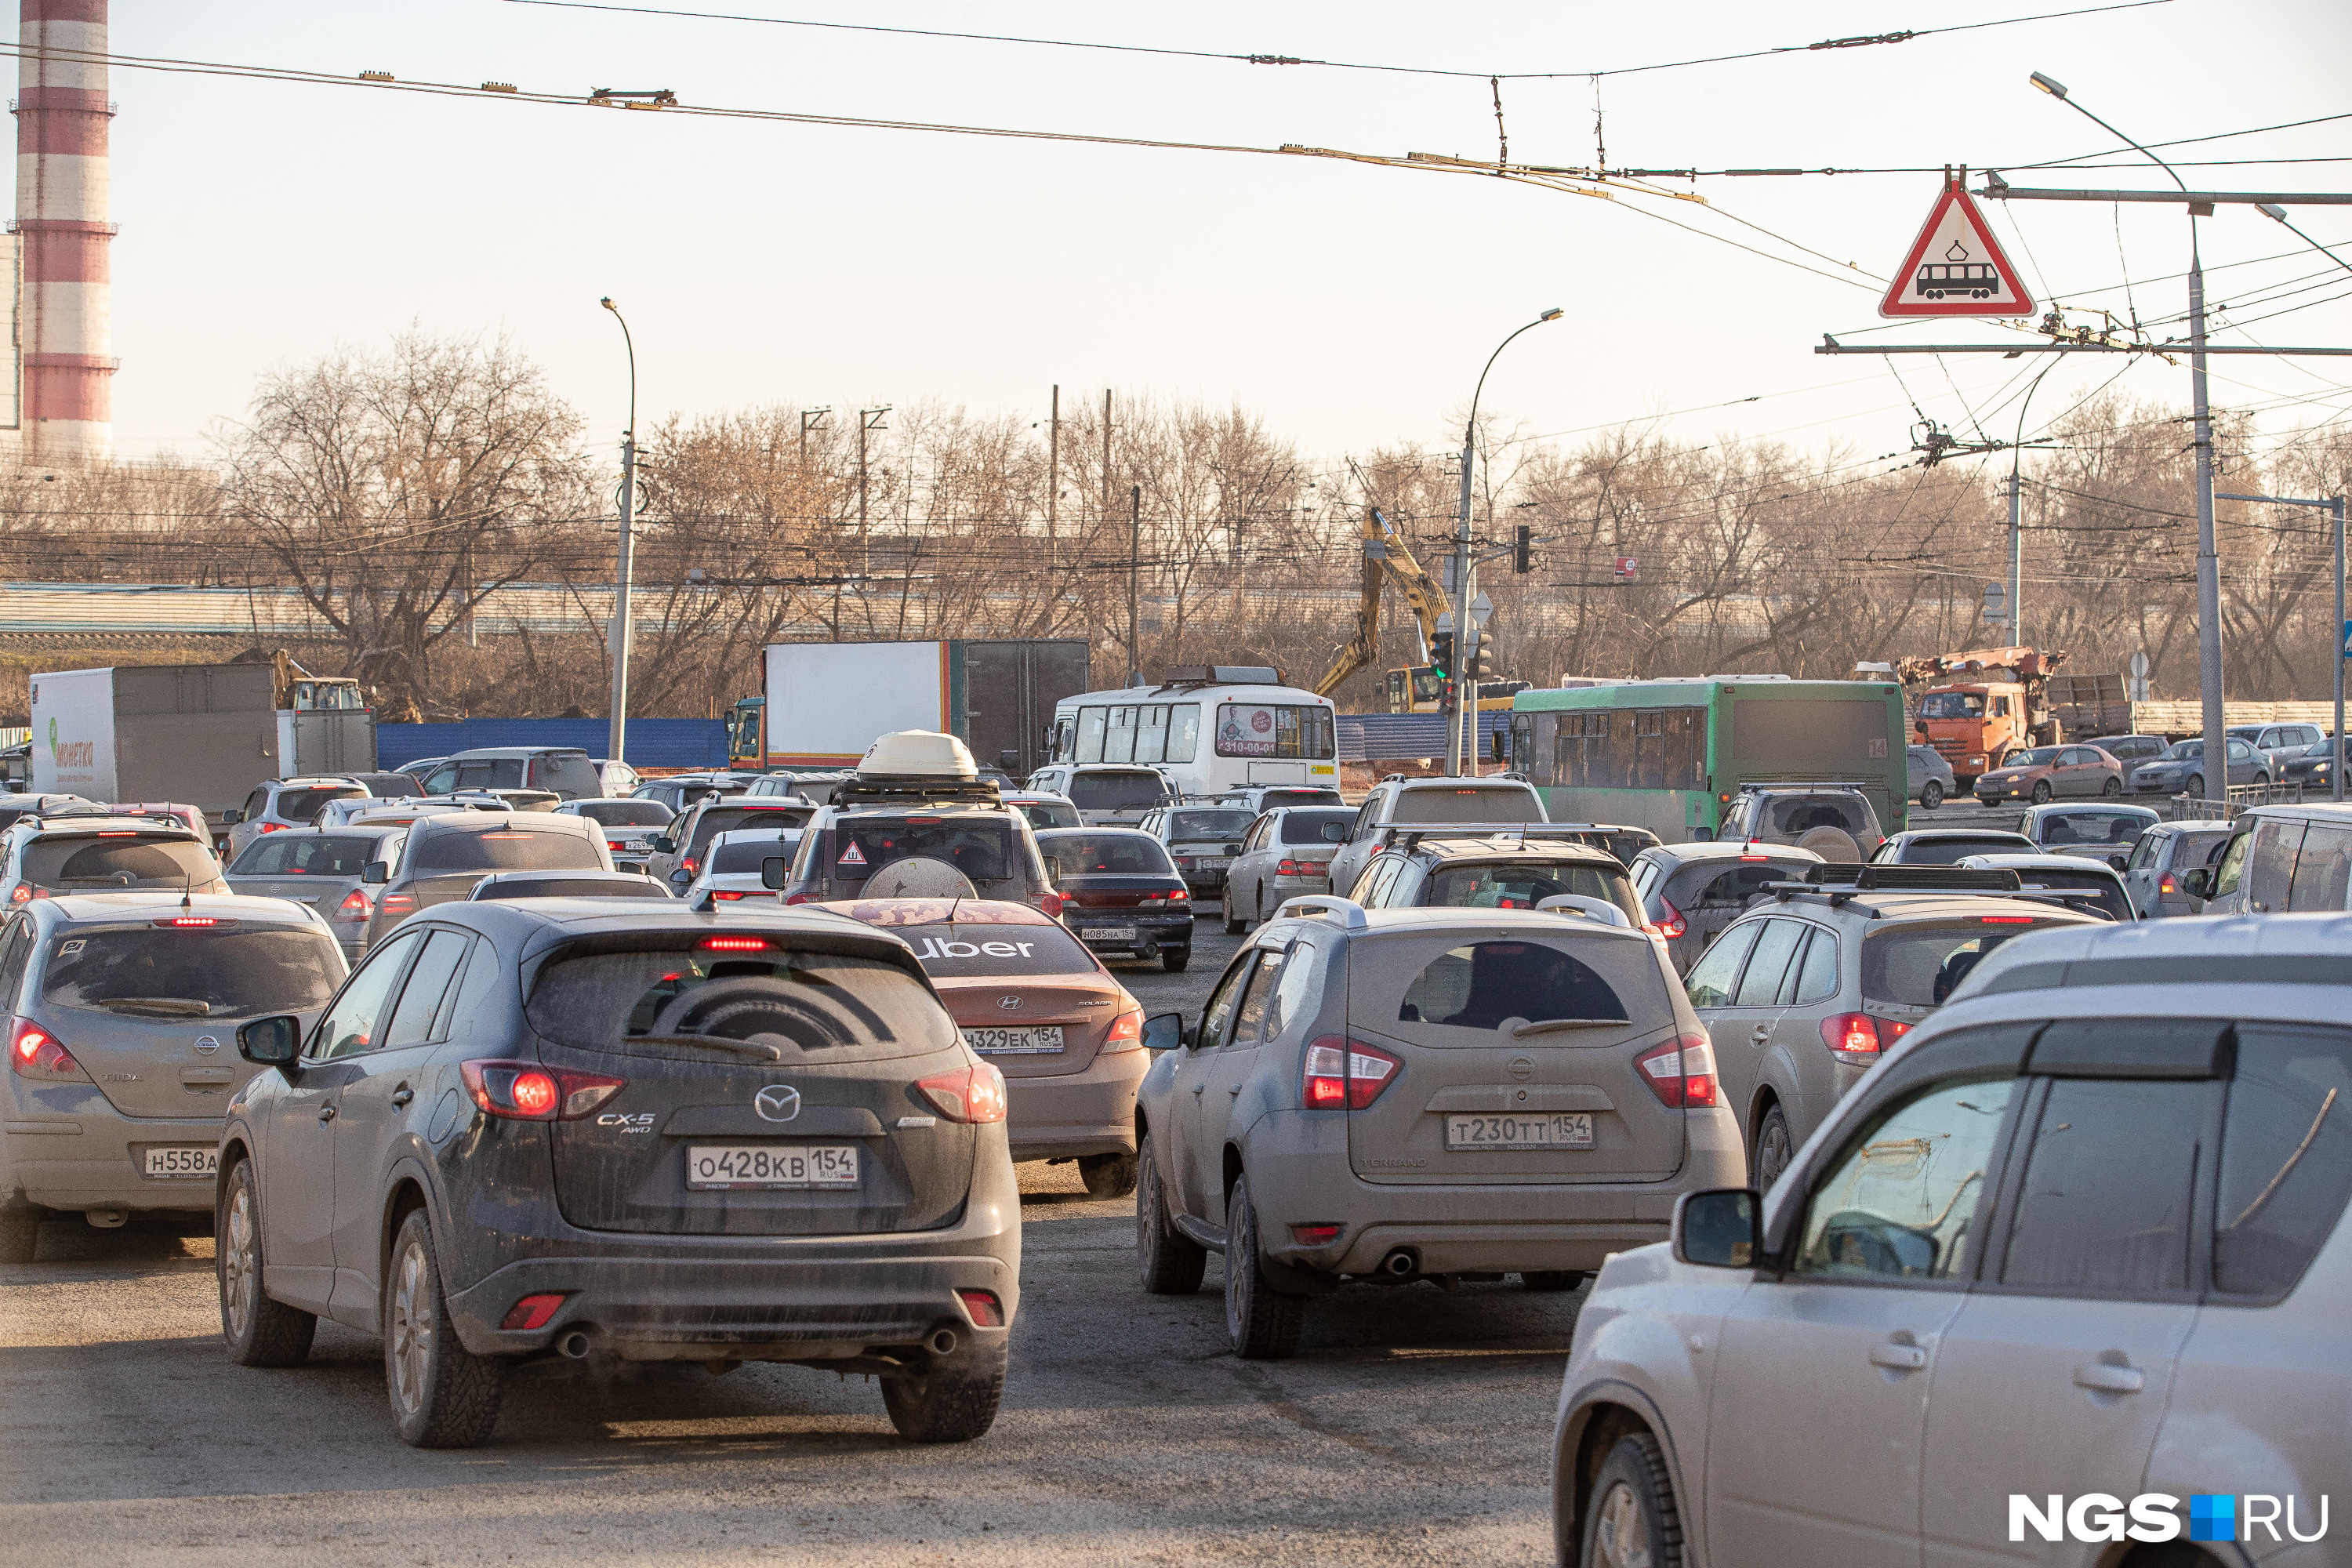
[1879,169,2035,319]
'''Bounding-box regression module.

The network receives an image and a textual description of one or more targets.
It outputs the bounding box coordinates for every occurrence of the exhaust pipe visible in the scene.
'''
[927,1327,960,1356]
[85,1209,127,1229]
[1381,1248,1418,1277]
[556,1330,593,1360]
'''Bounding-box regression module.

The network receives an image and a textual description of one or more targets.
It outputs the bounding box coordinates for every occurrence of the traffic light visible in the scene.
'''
[1462,628,1483,685]
[1513,524,1531,574]
[1430,630,1455,679]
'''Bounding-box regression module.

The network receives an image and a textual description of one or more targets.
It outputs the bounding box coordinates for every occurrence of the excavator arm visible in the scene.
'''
[1312,506,1453,699]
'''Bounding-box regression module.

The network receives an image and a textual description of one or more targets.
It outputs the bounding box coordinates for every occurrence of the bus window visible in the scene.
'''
[1167,704,1200,763]
[1216,704,1336,760]
[1105,706,1137,763]
[1136,705,1170,764]
[1077,708,1107,762]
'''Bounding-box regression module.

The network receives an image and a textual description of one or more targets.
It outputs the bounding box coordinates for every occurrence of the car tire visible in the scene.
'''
[384,1209,505,1448]
[2254,772,2269,788]
[217,1158,316,1368]
[1136,1132,1207,1295]
[880,1338,1007,1443]
[1918,779,1944,810]
[1520,1271,1588,1292]
[1221,889,1247,936]
[1079,1151,1138,1198]
[2030,780,2053,804]
[1581,1430,1686,1568]
[0,1207,38,1265]
[1223,1174,1304,1361]
[2101,776,2122,796]
[2186,774,2204,798]
[1751,1103,1795,1192]
[1161,948,1189,973]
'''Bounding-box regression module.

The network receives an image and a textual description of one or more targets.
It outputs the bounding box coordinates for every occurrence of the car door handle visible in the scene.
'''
[390,1086,414,1107]
[1192,1083,1206,1098]
[1229,1085,1243,1096]
[1750,1024,1773,1041]
[2071,1361,2145,1395]
[318,1105,337,1123]
[1867,1341,1928,1371]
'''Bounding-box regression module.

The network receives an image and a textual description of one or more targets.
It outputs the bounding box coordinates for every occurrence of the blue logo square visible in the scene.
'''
[2189,1494,2236,1543]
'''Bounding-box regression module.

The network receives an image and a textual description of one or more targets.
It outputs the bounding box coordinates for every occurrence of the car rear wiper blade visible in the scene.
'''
[626,1032,784,1061]
[1509,1017,1632,1038]
[97,996,212,1017]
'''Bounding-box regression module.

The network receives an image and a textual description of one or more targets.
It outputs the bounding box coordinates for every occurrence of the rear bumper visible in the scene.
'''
[1004,1045,1145,1161]
[1069,913,1193,955]
[1,1114,223,1214]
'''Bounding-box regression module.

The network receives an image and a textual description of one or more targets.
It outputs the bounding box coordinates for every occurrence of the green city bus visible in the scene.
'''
[1508,677,1909,844]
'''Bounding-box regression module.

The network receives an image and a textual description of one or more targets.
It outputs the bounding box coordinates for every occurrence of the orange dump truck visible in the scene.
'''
[1894,646,2067,786]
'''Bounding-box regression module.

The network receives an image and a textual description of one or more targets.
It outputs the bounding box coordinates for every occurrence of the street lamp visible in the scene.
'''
[2031,73,2227,809]
[600,296,638,768]
[1447,307,1563,774]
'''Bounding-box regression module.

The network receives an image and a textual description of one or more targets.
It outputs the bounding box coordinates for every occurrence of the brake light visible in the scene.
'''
[8,1018,82,1080]
[1820,1012,1911,1062]
[1102,1007,1144,1052]
[1290,1224,1344,1245]
[1738,854,1768,862]
[2158,873,2176,897]
[336,889,370,916]
[96,830,138,837]
[1634,1033,1718,1109]
[785,892,815,906]
[257,822,285,833]
[155,917,230,927]
[956,1288,1006,1327]
[608,841,628,852]
[461,1059,626,1120]
[499,1293,567,1331]
[916,1061,1009,1123]
[1275,858,1312,877]
[1301,1035,1401,1110]
[1980,914,2036,924]
[1037,891,1062,918]
[710,890,750,902]
[1649,895,1686,941]
[700,935,771,952]
[682,858,699,877]
[1169,887,1189,901]
[379,892,416,916]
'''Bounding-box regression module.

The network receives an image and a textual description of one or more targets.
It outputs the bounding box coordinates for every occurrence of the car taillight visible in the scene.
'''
[1037,891,1063,918]
[1290,1223,1344,1246]
[1102,1007,1144,1052]
[784,892,815,906]
[1301,1035,1400,1110]
[336,889,371,916]
[1634,1033,1718,1109]
[700,934,771,952]
[156,916,231,927]
[710,889,751,902]
[1275,858,1312,877]
[1820,1012,1911,1062]
[460,1059,626,1120]
[1979,914,2036,924]
[681,858,699,877]
[956,1288,1006,1327]
[499,1293,567,1331]
[256,822,285,835]
[1648,895,1686,941]
[379,892,417,916]
[2158,873,2176,896]
[916,1061,1009,1123]
[608,841,628,852]
[7,1018,82,1080]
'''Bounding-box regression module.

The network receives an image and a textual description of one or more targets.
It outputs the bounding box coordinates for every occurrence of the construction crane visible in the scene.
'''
[1312,505,1450,699]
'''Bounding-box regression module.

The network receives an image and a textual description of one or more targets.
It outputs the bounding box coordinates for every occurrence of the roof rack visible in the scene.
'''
[1732,779,1882,793]
[1765,862,2024,907]
[1389,825,1628,855]
[832,773,1005,808]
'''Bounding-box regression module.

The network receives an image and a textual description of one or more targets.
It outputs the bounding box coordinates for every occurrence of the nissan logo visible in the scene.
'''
[192,1035,222,1055]
[996,995,1024,1012]
[753,1084,802,1123]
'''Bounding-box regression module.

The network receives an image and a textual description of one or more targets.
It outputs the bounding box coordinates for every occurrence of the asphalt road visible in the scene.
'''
[0,916,1581,1568]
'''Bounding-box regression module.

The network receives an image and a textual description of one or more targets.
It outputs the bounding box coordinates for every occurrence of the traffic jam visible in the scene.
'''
[3,658,2343,1565]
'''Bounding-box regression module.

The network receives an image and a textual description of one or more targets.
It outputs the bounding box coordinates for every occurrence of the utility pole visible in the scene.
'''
[858,406,890,583]
[1129,483,1142,687]
[599,297,637,766]
[798,406,829,471]
[1100,387,1112,536]
[1047,384,1059,569]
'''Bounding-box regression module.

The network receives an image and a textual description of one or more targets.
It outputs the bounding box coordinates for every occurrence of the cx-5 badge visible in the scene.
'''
[753,1084,803,1123]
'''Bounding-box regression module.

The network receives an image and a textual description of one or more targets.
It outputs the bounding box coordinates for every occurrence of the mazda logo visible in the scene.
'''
[753,1084,802,1123]
[996,995,1024,1012]
[192,1035,221,1055]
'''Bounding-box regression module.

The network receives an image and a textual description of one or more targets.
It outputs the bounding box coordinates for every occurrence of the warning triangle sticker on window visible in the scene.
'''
[838,841,867,866]
[1878,171,2035,319]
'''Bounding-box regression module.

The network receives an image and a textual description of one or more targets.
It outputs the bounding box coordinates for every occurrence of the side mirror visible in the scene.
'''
[1672,1188,1761,1268]
[651,837,676,855]
[220,810,245,825]
[237,1015,302,1068]
[2180,867,2212,900]
[1142,1012,1184,1052]
[361,863,389,885]
[761,856,789,890]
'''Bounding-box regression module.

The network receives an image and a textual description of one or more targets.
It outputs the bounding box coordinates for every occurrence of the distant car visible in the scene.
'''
[780,735,1060,916]
[553,797,674,871]
[2129,735,2268,797]
[1627,840,1825,975]
[2120,818,2235,917]
[1905,744,1954,809]
[1323,775,1549,900]
[406,746,604,801]
[646,799,817,891]
[1218,806,1357,933]
[826,895,1147,1196]
[2187,801,2352,916]
[316,797,487,831]
[1001,791,1082,832]
[744,770,849,806]
[676,826,804,909]
[394,757,448,789]
[356,810,613,949]
[631,772,753,815]
[1871,828,2037,866]
[2081,732,2169,766]
[1203,785,1345,814]
[0,795,96,834]
[1715,785,1886,862]
[0,813,228,906]
[1035,828,1193,971]
[226,824,408,960]
[2230,720,2326,770]
[590,758,641,797]
[1135,804,1257,898]
[336,771,426,799]
[1347,833,1642,927]
[2281,735,2344,791]
[1954,851,2136,922]
[0,892,346,1261]
[464,869,672,902]
[222,776,371,861]
[442,788,562,815]
[1021,764,1181,827]
[2017,800,2160,869]
[1971,743,2124,804]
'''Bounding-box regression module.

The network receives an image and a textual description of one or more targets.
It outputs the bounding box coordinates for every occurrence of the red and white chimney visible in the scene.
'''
[14,0,112,459]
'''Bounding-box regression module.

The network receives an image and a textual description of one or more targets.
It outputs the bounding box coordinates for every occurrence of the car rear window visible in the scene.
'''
[26,836,220,890]
[1281,809,1356,846]
[1861,918,2073,1007]
[1258,789,1343,808]
[2213,1026,2352,1298]
[350,773,419,797]
[42,924,343,1016]
[709,833,803,875]
[1397,940,1629,1029]
[1425,860,1639,923]
[2007,866,2132,921]
[1039,833,1175,877]
[832,818,1025,892]
[1900,836,2032,865]
[1011,800,1082,830]
[525,752,603,798]
[1392,786,1544,825]
[526,940,948,1062]
[1168,810,1254,841]
[477,877,667,900]
[692,804,814,848]
[1068,771,1170,810]
[895,920,1096,977]
[279,786,366,822]
[2036,811,2153,848]
[411,829,601,873]
[1767,797,1874,837]
[574,800,673,827]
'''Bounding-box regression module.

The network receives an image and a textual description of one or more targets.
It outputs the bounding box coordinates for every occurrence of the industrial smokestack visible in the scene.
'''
[15,0,112,459]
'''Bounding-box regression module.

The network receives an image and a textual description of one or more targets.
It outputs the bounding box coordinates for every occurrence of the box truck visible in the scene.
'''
[727,639,1091,776]
[29,662,376,827]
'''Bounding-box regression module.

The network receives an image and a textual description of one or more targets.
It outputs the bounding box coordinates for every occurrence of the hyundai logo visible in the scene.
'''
[192,1035,221,1055]
[996,995,1024,1012]
[753,1084,802,1123]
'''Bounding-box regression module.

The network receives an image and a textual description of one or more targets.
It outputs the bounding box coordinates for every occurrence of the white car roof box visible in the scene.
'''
[860,730,978,780]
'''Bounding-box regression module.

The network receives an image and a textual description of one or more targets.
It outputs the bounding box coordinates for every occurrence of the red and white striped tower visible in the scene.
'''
[14,0,112,459]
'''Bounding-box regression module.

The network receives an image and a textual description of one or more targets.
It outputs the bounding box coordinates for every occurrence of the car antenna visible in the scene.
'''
[181,873,194,911]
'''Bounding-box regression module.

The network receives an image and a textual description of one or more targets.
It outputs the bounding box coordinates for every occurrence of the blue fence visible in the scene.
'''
[377,718,728,770]
[1337,712,1507,763]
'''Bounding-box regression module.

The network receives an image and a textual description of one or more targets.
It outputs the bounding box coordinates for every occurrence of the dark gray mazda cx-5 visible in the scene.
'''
[216,898,1020,1447]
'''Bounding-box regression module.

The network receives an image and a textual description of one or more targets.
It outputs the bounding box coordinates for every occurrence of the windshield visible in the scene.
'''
[710,833,803,875]
[1861,919,2072,1007]
[1899,835,2031,866]
[280,786,365,822]
[1392,786,1544,825]
[573,800,673,827]
[1918,691,1984,719]
[524,751,603,799]
[2162,742,2204,760]
[1425,861,1639,923]
[1068,771,1169,810]
[2036,810,2153,848]
[691,804,815,849]
[1168,810,1254,841]
[411,828,601,873]
[831,818,1025,894]
[42,924,343,1016]
[1280,809,1356,846]
[1039,833,1176,878]
[25,836,220,891]
[1011,800,1082,829]
[895,920,1096,977]
[2005,749,2062,768]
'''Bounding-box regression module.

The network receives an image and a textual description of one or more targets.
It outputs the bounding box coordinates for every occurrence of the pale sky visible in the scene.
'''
[102,0,2352,481]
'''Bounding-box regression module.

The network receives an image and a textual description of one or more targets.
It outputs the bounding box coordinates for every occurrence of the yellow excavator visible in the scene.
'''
[1312,506,1526,713]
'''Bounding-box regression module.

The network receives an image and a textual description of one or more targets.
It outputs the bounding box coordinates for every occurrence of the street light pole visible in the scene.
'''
[599,297,637,768]
[2005,358,2062,650]
[2031,73,2225,809]
[2217,490,2348,803]
[1448,308,1563,775]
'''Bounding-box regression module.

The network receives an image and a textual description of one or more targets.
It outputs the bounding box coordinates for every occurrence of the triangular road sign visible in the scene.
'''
[1878,169,2035,319]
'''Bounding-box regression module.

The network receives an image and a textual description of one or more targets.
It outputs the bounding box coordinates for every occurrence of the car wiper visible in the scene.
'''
[1509,1017,1632,1038]
[97,997,212,1017]
[625,1033,785,1062]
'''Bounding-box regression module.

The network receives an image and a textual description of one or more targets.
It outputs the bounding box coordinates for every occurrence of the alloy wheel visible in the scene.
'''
[388,1239,434,1417]
[223,1182,258,1341]
[1592,1479,1654,1568]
